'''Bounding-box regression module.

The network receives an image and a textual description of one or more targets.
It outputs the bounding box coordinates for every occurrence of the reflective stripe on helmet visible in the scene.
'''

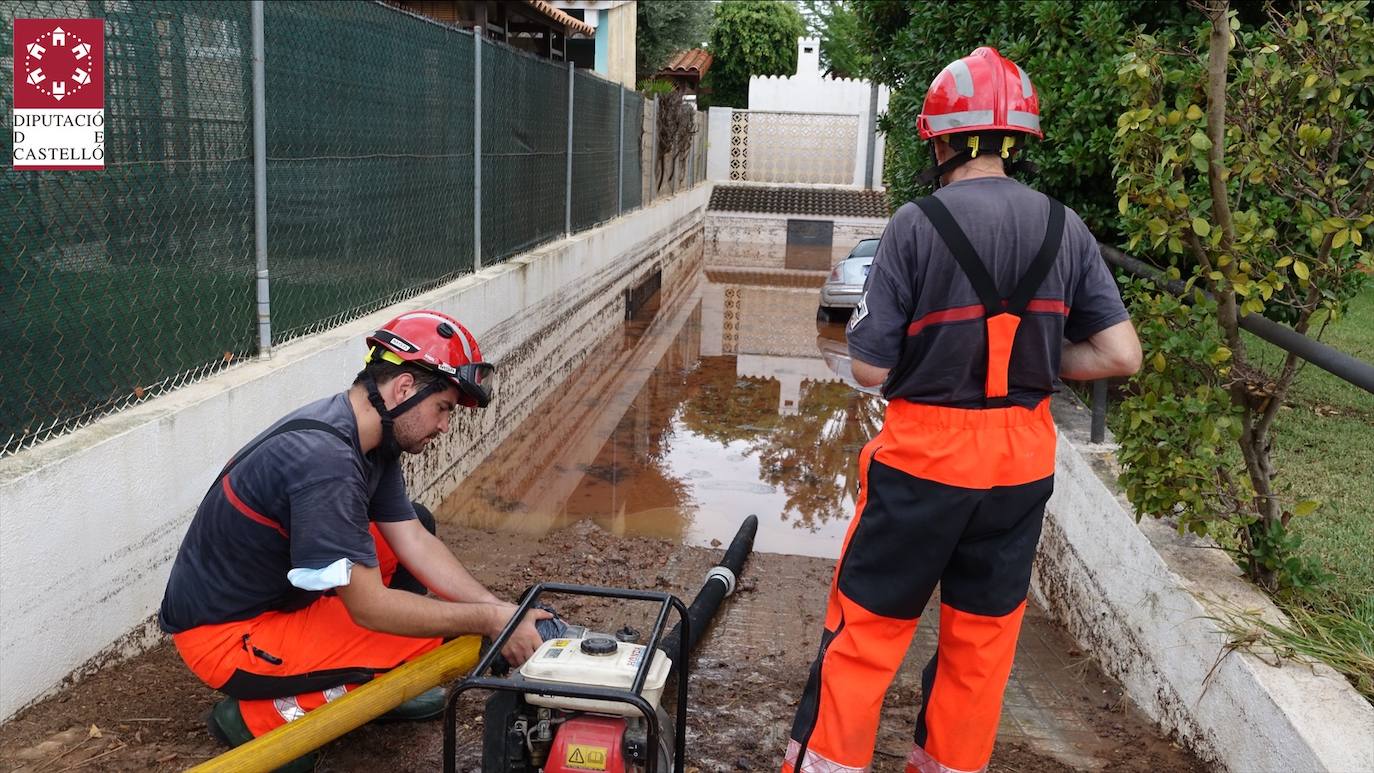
[1007,110,1040,132]
[944,59,975,97]
[1016,65,1033,98]
[924,109,994,133]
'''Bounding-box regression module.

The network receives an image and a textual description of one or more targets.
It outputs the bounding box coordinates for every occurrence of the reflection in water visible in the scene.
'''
[435,268,887,559]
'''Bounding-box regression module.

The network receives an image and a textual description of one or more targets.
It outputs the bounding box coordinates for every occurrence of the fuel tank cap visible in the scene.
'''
[580,635,618,656]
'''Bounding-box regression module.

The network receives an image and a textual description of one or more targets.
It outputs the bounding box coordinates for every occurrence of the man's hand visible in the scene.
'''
[487,603,554,668]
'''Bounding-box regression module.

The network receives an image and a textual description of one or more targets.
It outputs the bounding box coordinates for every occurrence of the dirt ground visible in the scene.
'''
[0,521,1206,772]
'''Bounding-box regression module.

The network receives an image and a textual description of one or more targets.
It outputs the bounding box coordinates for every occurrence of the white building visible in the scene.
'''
[708,37,889,188]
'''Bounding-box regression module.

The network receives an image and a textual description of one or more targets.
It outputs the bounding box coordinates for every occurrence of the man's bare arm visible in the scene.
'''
[851,359,891,388]
[378,518,500,603]
[1060,319,1142,380]
[335,565,550,666]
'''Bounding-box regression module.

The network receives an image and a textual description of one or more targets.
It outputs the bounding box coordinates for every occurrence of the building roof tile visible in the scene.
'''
[660,49,713,77]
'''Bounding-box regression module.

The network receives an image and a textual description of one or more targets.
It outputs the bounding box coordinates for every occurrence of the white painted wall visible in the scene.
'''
[707,106,732,183]
[741,36,891,188]
[0,185,711,722]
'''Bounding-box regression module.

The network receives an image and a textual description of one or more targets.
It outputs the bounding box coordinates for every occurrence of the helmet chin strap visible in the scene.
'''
[362,374,450,461]
[917,134,1038,188]
[917,142,973,188]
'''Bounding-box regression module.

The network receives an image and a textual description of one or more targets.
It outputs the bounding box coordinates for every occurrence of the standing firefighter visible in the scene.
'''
[158,310,549,768]
[783,48,1142,773]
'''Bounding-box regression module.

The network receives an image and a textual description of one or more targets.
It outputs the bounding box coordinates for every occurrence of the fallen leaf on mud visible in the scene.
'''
[156,753,178,763]
[87,724,102,739]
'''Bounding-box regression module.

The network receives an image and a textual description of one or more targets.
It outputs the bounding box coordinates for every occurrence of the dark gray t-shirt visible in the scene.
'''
[847,177,1129,408]
[158,392,416,633]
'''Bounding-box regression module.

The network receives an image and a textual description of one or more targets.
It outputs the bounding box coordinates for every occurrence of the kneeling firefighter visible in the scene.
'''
[782,48,1142,773]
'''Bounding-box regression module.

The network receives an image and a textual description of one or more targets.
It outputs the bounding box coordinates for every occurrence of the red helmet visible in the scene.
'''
[366,310,494,408]
[918,47,1042,141]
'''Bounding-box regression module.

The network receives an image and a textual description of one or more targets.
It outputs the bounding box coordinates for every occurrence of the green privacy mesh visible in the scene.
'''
[2,0,664,455]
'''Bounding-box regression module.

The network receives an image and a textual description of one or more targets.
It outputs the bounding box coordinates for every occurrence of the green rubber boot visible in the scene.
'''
[206,698,319,773]
[376,686,447,723]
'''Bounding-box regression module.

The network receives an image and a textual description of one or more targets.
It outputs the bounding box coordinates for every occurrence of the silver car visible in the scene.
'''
[818,238,879,321]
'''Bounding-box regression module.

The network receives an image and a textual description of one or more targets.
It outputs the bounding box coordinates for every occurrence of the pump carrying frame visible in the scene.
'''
[441,583,690,773]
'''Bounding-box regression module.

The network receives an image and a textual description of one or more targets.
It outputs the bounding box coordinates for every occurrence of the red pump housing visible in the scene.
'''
[544,715,628,773]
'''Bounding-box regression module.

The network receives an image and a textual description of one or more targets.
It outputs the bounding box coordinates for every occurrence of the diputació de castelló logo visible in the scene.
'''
[12,18,106,170]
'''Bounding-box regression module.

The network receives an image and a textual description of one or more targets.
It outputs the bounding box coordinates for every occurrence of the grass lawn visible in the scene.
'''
[1252,286,1374,618]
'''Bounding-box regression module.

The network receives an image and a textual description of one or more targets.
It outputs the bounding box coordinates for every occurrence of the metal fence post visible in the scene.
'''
[617,86,624,215]
[473,32,482,271]
[1091,379,1108,443]
[251,0,271,358]
[864,82,879,190]
[649,96,658,204]
[565,62,574,237]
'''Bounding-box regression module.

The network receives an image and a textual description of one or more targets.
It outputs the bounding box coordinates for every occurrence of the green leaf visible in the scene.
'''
[1294,261,1311,281]
[1118,194,1129,215]
[1293,500,1320,517]
[1192,217,1211,237]
[1190,132,1213,151]
[1185,104,1204,121]
[1152,352,1167,372]
[1332,229,1349,249]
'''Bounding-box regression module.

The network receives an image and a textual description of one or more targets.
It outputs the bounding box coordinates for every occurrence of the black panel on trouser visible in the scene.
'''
[837,459,980,619]
[219,665,378,701]
[789,624,842,763]
[914,649,940,748]
[939,475,1054,617]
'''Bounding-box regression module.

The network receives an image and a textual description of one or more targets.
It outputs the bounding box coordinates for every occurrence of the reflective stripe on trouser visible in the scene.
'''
[783,399,1055,773]
[172,523,443,737]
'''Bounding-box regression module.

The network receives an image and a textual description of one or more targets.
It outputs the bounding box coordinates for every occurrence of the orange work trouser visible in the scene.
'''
[783,399,1056,773]
[171,523,443,737]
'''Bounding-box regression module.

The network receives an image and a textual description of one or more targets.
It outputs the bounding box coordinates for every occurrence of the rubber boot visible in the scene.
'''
[207,698,318,773]
[373,686,447,723]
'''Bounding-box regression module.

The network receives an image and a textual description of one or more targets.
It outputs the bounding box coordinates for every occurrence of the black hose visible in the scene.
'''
[659,515,758,669]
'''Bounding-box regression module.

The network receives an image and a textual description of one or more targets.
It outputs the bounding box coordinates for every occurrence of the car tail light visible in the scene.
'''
[829,266,842,281]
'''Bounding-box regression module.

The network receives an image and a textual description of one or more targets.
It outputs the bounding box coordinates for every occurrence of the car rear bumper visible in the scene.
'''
[820,284,864,309]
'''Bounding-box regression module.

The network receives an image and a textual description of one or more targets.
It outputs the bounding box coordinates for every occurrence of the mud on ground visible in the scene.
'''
[0,522,1205,772]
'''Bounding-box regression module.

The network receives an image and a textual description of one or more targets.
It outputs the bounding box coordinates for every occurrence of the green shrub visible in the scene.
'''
[856,0,1193,232]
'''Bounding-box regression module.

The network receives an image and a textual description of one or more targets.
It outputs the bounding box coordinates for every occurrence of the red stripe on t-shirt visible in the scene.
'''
[221,476,288,538]
[905,300,1070,337]
[1025,299,1070,315]
[906,304,986,336]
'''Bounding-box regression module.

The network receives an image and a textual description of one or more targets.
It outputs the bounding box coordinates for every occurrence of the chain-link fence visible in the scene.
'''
[2,0,676,456]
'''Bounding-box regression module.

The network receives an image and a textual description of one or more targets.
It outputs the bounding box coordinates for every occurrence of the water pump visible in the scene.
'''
[442,515,759,773]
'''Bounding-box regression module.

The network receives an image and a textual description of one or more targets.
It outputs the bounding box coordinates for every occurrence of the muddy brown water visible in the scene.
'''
[0,268,1207,772]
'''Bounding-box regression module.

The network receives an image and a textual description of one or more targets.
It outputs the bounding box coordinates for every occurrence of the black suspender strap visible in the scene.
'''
[1006,198,1066,315]
[219,419,353,478]
[913,194,1067,316]
[914,196,1002,315]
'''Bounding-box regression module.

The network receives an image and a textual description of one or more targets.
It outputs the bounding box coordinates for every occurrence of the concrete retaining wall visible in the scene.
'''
[0,185,710,722]
[705,211,887,269]
[1037,393,1374,772]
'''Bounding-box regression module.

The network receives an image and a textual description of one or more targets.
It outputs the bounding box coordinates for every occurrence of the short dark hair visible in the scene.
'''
[354,359,449,391]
